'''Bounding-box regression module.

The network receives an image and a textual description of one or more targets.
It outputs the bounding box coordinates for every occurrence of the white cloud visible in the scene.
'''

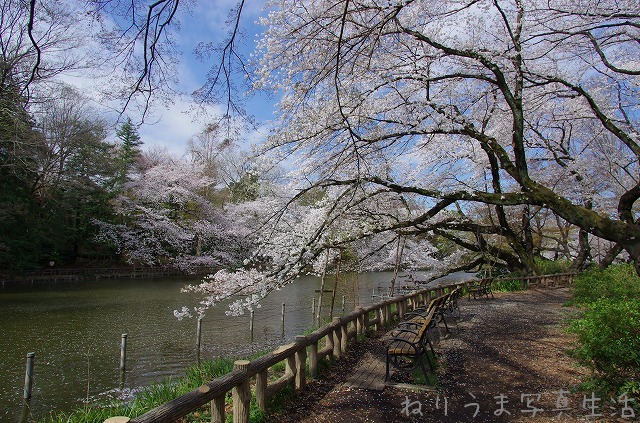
[53,1,279,157]
[138,96,226,156]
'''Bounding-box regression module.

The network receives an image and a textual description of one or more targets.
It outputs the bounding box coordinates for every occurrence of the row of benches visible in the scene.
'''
[383,287,463,382]
[383,278,495,383]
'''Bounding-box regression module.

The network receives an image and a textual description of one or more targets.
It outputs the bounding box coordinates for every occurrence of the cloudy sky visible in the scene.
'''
[64,0,276,156]
[139,1,276,155]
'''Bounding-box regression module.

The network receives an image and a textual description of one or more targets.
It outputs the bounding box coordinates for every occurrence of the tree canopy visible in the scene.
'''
[250,0,640,272]
[8,0,640,313]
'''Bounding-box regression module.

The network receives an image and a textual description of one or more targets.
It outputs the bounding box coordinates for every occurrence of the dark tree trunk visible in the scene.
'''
[571,229,591,272]
[599,244,623,269]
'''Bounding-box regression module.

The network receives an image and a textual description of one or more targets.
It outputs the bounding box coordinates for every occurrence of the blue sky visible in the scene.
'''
[133,1,277,155]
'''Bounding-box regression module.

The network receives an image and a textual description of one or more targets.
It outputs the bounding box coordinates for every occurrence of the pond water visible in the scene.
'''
[0,271,472,421]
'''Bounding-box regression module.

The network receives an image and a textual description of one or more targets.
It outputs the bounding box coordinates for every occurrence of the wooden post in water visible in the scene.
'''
[329,250,342,318]
[389,235,405,297]
[341,295,345,313]
[120,334,128,374]
[195,318,202,365]
[281,303,286,336]
[312,298,316,317]
[249,310,255,342]
[21,352,35,423]
[23,352,35,400]
[316,249,330,321]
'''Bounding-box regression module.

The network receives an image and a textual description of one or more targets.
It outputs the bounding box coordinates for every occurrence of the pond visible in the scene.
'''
[0,271,472,421]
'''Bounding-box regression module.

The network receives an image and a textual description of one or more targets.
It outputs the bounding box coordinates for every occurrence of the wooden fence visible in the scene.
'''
[105,273,575,423]
[0,265,213,286]
[494,272,576,289]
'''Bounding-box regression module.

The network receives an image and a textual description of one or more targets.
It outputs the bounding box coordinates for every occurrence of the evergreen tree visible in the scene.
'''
[115,117,143,187]
[0,87,44,270]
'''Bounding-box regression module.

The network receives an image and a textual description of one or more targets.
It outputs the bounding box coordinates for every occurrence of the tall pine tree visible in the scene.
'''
[115,117,143,188]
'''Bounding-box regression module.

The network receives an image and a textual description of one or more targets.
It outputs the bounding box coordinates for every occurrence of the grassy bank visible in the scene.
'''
[41,353,283,423]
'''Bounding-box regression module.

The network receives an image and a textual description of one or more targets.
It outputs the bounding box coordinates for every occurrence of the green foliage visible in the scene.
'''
[186,357,235,382]
[0,87,45,270]
[492,278,525,292]
[229,172,260,203]
[0,87,124,270]
[534,258,571,275]
[572,264,640,305]
[431,234,458,260]
[41,357,236,423]
[567,298,640,396]
[411,351,439,386]
[114,117,143,188]
[565,264,640,398]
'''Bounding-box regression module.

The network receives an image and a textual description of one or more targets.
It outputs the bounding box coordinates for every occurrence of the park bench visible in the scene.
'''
[384,304,437,382]
[467,277,494,300]
[404,291,456,336]
[384,288,465,383]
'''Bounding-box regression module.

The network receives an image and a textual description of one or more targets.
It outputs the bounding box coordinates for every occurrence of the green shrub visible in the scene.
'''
[42,357,239,423]
[535,258,571,275]
[572,264,640,305]
[568,298,640,395]
[492,278,525,292]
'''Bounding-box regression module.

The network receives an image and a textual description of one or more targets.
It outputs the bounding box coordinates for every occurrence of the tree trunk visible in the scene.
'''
[570,229,591,272]
[599,244,623,269]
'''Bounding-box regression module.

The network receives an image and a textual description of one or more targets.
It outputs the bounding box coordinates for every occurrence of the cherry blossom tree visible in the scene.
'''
[177,181,466,317]
[95,156,253,272]
[19,0,639,311]
[253,0,640,274]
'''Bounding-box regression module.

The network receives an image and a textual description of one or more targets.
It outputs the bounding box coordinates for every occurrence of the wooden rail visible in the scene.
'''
[494,272,576,289]
[106,273,575,423]
[0,265,213,286]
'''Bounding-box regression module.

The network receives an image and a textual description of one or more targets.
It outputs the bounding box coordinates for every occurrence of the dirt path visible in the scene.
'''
[267,288,632,422]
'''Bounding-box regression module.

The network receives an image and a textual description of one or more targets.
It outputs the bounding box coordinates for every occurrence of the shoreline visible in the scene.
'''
[0,266,212,287]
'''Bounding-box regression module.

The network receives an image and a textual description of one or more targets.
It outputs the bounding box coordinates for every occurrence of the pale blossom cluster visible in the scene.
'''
[181,0,638,316]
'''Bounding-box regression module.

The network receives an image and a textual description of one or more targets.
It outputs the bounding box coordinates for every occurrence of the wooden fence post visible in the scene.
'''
[355,307,364,336]
[340,321,348,353]
[232,360,251,423]
[285,355,296,381]
[363,309,370,335]
[255,369,268,411]
[309,342,319,378]
[211,394,226,423]
[375,307,383,331]
[295,336,307,391]
[332,317,342,360]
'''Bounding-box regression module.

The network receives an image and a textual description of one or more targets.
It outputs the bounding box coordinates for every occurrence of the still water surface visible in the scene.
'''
[0,271,467,421]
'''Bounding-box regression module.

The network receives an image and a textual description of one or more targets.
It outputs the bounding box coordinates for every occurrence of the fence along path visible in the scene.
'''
[104,273,575,423]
